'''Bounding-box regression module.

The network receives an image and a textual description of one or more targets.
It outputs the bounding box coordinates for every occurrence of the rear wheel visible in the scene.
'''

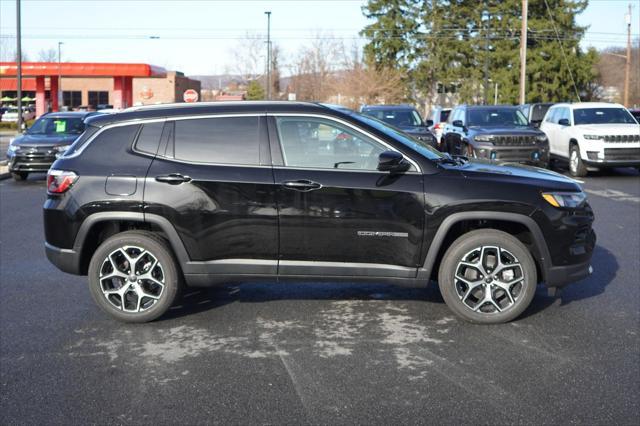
[11,172,28,181]
[88,231,181,323]
[438,229,537,324]
[569,144,587,177]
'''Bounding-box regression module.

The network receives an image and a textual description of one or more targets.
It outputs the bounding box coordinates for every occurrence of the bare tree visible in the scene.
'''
[37,48,58,62]
[596,41,640,106]
[229,33,266,82]
[287,35,343,102]
[0,38,28,61]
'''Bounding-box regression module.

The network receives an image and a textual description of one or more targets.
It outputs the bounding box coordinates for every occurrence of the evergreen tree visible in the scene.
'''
[361,0,598,104]
[246,80,265,100]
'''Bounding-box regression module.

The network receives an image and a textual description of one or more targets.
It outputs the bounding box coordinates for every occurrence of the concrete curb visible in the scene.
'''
[0,160,10,180]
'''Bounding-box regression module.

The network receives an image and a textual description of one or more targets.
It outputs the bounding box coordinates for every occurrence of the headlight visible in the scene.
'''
[542,191,587,208]
[583,135,603,140]
[53,145,71,158]
[535,135,548,142]
[474,135,494,142]
[7,144,18,153]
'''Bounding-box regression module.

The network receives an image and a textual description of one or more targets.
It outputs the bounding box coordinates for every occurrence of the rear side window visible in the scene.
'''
[174,117,260,165]
[135,122,164,154]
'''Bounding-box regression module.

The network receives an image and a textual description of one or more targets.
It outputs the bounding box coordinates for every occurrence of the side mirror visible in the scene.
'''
[425,119,434,127]
[452,120,464,128]
[377,150,409,173]
[558,118,570,126]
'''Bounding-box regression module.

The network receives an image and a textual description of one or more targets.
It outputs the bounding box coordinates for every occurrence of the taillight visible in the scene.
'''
[47,169,78,194]
[434,123,442,130]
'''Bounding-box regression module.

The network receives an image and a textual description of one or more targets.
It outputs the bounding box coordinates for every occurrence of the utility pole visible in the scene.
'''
[265,11,271,101]
[483,11,490,105]
[58,42,63,111]
[16,0,23,131]
[624,4,631,107]
[519,0,528,105]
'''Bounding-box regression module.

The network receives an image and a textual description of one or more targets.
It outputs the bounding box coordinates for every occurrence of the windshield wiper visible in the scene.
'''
[435,154,468,166]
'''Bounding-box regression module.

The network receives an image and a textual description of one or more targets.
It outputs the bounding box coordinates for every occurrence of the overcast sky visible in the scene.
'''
[0,0,637,76]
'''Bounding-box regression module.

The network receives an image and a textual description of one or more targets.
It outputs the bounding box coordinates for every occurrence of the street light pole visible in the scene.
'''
[16,0,23,131]
[58,42,64,111]
[265,11,271,100]
[518,0,528,105]
[624,5,631,107]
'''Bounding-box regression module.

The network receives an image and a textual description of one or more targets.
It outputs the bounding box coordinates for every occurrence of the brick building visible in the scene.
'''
[0,62,201,117]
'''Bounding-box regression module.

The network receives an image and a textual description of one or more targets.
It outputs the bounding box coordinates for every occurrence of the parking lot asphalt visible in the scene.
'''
[1,168,638,425]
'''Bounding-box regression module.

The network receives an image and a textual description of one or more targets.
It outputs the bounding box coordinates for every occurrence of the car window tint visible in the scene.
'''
[135,122,164,154]
[174,117,260,165]
[545,108,557,123]
[276,117,387,171]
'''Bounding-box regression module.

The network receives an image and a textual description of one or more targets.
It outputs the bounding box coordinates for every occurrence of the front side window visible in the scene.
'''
[173,116,260,165]
[276,117,387,171]
[573,108,637,125]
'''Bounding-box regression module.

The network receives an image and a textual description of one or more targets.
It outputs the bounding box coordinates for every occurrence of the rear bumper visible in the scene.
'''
[45,242,82,275]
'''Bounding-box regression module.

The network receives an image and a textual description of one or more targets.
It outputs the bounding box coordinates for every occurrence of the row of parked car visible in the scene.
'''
[360,102,640,177]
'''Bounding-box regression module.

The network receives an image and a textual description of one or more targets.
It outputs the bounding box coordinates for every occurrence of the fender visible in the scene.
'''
[416,211,551,282]
[73,211,191,265]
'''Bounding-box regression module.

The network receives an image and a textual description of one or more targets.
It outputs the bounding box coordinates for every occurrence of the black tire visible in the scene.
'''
[438,229,537,324]
[88,231,181,323]
[11,172,28,181]
[569,144,587,177]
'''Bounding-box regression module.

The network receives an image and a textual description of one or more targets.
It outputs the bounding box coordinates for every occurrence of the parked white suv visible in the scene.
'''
[540,102,640,177]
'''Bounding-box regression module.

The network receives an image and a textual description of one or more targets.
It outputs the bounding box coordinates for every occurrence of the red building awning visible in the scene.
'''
[0,62,166,78]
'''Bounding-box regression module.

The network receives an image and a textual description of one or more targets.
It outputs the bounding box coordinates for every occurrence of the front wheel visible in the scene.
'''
[438,229,537,324]
[569,145,587,177]
[11,172,28,181]
[88,231,181,323]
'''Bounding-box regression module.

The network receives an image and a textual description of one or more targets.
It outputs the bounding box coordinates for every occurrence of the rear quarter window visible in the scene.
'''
[79,124,141,158]
[134,122,165,155]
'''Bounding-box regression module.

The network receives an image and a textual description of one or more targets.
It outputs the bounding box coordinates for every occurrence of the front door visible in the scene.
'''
[269,115,425,278]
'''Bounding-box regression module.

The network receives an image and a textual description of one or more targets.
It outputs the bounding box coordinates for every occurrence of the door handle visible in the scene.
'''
[155,173,192,184]
[281,179,322,192]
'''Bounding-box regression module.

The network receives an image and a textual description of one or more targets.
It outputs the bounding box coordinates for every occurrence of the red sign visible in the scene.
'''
[140,86,154,100]
[183,89,198,103]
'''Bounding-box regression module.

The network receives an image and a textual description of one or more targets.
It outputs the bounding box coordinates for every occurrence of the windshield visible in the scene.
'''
[362,109,424,127]
[27,117,85,135]
[467,108,529,127]
[349,111,444,160]
[573,108,637,125]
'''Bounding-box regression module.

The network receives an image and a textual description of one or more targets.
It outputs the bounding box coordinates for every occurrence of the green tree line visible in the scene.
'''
[361,0,599,105]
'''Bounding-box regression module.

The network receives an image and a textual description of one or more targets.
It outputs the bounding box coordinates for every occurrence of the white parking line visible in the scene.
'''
[584,188,640,203]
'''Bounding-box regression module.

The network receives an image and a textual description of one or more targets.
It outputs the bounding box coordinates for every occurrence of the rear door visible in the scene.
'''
[143,114,278,274]
[269,114,425,278]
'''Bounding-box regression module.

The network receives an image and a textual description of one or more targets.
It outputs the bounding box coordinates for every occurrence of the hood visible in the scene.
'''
[399,125,431,135]
[11,133,80,147]
[574,123,640,134]
[457,159,581,192]
[468,126,544,136]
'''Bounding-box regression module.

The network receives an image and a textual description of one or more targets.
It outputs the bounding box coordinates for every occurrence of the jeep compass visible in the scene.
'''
[43,102,595,324]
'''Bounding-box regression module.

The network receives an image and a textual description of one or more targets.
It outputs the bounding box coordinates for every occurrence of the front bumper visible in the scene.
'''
[472,144,549,165]
[546,259,593,288]
[8,152,57,173]
[45,242,82,275]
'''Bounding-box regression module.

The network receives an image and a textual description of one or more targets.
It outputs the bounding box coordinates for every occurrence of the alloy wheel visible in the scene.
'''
[570,150,579,174]
[454,245,525,314]
[99,245,165,313]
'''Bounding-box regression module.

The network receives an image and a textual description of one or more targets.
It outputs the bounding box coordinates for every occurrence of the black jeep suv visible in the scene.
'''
[442,105,550,167]
[44,102,595,324]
